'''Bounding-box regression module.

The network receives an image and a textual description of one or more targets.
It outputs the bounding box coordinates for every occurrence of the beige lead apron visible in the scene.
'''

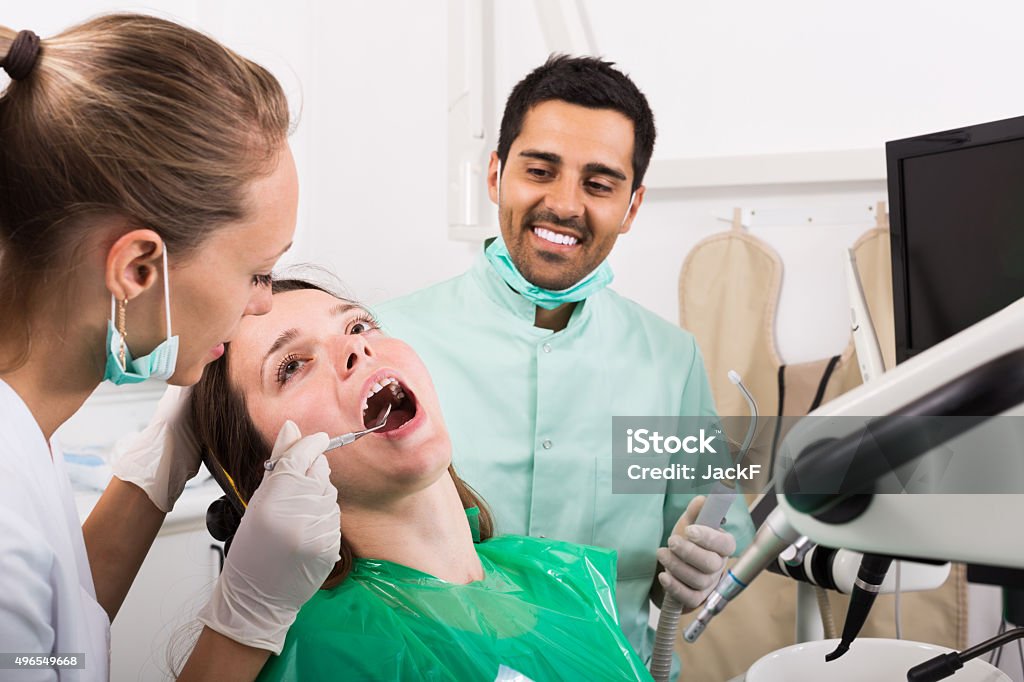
[675,207,966,682]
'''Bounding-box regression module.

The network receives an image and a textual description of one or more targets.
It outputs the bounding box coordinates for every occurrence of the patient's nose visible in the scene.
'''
[337,334,374,378]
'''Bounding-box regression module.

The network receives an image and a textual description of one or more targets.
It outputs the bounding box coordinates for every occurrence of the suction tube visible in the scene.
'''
[649,371,757,681]
[824,553,894,661]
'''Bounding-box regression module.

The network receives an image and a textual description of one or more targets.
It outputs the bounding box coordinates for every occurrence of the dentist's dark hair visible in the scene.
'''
[190,278,494,588]
[0,14,290,372]
[496,54,656,191]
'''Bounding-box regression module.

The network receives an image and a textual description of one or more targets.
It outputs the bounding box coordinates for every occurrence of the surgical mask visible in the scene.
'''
[489,160,634,309]
[103,247,179,385]
[485,236,614,309]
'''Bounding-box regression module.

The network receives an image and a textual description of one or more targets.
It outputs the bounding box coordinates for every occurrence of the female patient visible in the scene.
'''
[188,278,652,681]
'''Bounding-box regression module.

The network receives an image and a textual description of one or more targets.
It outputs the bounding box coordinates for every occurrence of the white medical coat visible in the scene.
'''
[0,379,111,681]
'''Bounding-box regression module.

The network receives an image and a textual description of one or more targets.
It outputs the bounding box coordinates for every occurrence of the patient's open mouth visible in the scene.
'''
[362,376,417,433]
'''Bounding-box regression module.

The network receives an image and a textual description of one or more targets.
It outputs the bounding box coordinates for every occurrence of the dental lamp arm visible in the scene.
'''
[782,348,1024,516]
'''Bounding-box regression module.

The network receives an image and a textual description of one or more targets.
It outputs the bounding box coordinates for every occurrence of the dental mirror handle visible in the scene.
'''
[324,403,393,453]
[326,432,357,450]
[264,404,392,470]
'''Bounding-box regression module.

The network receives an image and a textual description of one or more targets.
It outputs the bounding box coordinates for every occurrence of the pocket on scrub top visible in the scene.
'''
[592,455,669,581]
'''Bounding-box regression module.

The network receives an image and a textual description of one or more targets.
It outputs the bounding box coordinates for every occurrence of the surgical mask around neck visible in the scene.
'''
[103,247,179,385]
[484,236,614,310]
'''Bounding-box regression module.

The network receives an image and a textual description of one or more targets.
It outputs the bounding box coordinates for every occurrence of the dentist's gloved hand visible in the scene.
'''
[656,496,737,611]
[111,385,201,513]
[198,421,341,654]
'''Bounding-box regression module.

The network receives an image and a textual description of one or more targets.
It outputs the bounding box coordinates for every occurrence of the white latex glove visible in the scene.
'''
[656,495,737,610]
[198,420,341,654]
[111,385,200,512]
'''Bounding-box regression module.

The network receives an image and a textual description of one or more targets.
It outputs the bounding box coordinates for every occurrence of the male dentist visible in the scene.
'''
[377,55,753,673]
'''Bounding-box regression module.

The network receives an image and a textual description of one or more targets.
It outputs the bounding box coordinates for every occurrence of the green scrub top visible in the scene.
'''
[375,251,755,665]
[257,526,652,681]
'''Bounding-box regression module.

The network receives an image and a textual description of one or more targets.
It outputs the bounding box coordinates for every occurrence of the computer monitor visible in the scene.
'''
[886,114,1024,364]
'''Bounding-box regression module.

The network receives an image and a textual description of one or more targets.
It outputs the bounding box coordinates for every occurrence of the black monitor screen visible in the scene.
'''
[888,116,1024,362]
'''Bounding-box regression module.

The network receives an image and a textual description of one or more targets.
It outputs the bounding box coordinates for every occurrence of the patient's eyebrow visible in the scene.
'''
[330,303,360,317]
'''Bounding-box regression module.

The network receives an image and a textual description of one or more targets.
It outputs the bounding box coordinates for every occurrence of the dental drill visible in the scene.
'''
[649,372,758,682]
[682,505,800,644]
[263,404,392,471]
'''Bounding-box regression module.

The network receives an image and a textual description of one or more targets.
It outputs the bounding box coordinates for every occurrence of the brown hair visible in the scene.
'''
[0,14,290,370]
[189,278,494,588]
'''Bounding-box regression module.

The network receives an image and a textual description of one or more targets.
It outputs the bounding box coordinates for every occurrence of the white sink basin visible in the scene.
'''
[746,638,1010,682]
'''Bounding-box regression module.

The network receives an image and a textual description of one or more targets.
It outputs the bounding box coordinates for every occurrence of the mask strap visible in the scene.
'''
[161,247,173,338]
[106,246,172,338]
[496,159,502,206]
[621,191,637,227]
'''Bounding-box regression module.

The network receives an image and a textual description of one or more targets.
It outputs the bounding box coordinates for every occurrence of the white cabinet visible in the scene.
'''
[109,521,223,681]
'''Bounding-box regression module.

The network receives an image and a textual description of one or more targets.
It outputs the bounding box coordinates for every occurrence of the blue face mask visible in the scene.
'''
[103,247,179,385]
[486,160,631,310]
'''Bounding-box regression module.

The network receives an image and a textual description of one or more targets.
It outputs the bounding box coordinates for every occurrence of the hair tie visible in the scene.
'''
[3,30,41,81]
[206,495,243,552]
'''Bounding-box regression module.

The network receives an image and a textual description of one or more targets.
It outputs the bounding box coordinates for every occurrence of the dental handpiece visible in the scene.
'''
[683,507,800,643]
[263,404,392,471]
[682,371,789,644]
[650,371,758,681]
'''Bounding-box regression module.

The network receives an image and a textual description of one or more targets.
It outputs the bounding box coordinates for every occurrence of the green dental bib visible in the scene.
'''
[257,530,651,681]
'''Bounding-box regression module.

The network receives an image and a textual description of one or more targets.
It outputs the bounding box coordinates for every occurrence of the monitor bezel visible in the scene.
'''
[886,114,1024,364]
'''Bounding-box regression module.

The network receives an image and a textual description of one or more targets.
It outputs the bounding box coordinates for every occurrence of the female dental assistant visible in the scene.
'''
[0,16,340,681]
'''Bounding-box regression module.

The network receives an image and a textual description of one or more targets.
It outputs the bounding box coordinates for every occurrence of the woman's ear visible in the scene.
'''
[104,229,165,301]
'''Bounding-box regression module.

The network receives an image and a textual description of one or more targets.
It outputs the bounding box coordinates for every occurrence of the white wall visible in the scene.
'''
[494,0,1024,158]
